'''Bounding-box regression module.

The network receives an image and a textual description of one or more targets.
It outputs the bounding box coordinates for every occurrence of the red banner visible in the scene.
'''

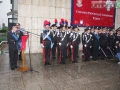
[21,35,29,50]
[72,0,115,27]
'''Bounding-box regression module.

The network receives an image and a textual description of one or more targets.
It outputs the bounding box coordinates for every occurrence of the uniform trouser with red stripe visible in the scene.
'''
[72,42,79,62]
[84,46,90,61]
[52,41,57,58]
[60,44,67,63]
[68,45,71,57]
[43,41,51,63]
[57,44,60,55]
[82,45,85,58]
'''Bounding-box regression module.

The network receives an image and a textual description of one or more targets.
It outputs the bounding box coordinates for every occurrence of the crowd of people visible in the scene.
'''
[40,19,120,66]
[7,19,120,70]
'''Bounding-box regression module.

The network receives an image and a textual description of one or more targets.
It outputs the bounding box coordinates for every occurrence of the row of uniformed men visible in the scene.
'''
[40,23,81,66]
[40,23,120,66]
[82,27,120,62]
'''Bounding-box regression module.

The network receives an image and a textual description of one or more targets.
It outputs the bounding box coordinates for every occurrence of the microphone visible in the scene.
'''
[19,28,41,36]
[19,28,29,35]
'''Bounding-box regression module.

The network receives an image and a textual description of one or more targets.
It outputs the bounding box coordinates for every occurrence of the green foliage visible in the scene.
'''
[0,27,8,33]
[0,23,8,33]
[0,33,7,43]
[2,23,5,28]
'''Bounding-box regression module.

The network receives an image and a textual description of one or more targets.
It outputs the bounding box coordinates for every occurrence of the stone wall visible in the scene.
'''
[18,0,84,53]
[18,0,120,53]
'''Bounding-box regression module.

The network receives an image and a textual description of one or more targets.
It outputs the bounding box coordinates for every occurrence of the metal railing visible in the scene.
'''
[0,33,7,55]
[0,33,7,42]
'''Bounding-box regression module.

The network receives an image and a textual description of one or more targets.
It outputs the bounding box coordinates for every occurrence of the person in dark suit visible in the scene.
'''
[92,27,100,61]
[16,23,23,61]
[99,28,108,60]
[7,24,19,70]
[107,30,116,58]
[115,42,120,65]
[51,24,57,59]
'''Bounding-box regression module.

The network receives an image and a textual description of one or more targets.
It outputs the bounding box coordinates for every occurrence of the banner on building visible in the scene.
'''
[71,0,116,27]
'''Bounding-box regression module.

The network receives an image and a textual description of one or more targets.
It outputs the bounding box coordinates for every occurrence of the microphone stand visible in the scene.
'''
[27,31,41,36]
[26,31,40,73]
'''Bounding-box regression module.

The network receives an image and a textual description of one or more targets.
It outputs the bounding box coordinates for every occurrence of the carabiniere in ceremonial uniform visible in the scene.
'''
[40,20,53,66]
[70,26,81,63]
[58,25,69,64]
[51,24,58,59]
[82,27,92,61]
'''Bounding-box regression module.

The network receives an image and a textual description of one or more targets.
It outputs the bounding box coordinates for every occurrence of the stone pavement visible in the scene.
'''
[0,47,120,90]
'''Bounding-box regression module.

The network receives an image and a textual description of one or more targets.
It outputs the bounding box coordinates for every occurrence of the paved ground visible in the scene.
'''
[0,47,120,90]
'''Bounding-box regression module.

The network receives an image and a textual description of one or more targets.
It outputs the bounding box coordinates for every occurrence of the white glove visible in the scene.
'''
[90,46,92,48]
[59,43,61,46]
[41,44,44,48]
[84,44,87,47]
[67,43,69,47]
[51,43,54,48]
[70,45,73,49]
[115,46,117,48]
[52,43,54,46]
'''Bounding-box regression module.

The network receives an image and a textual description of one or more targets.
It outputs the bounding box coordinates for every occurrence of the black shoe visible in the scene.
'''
[60,62,63,64]
[101,58,104,60]
[63,62,66,64]
[14,66,19,68]
[85,59,89,62]
[11,68,15,70]
[52,57,56,59]
[72,61,75,63]
[47,63,51,65]
[74,61,78,63]
[93,59,97,61]
[44,63,47,66]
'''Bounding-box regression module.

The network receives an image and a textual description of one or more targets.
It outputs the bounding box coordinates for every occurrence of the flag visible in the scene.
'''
[21,35,29,50]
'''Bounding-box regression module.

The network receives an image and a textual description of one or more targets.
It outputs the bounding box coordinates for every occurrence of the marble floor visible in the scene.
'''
[0,47,120,90]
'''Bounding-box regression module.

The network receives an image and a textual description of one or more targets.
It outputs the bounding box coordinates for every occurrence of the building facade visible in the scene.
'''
[10,0,120,53]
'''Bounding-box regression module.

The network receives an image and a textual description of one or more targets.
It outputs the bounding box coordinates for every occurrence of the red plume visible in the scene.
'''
[65,20,68,25]
[61,18,64,22]
[54,19,57,23]
[44,20,48,26]
[47,21,51,26]
[54,19,58,24]
[59,22,62,25]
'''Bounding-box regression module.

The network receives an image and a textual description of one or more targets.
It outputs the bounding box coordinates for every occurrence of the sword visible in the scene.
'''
[100,47,107,57]
[108,46,115,58]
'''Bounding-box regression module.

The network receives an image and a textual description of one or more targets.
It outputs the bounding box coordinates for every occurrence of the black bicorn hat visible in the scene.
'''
[57,25,63,29]
[94,27,100,30]
[12,23,17,27]
[16,23,20,26]
[72,26,79,30]
[51,24,57,27]
[68,26,72,29]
